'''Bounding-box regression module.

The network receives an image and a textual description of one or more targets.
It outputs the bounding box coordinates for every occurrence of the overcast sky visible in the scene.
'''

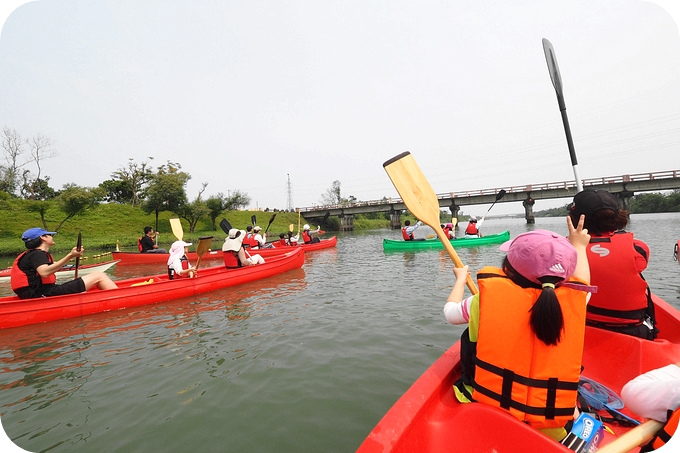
[1,1,679,219]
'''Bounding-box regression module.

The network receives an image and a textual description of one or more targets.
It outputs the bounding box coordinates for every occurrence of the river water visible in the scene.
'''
[0,213,679,453]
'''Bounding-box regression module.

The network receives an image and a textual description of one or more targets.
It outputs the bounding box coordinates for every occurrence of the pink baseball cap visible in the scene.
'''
[499,230,577,285]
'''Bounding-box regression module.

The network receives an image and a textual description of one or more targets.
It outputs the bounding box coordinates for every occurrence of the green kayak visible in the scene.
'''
[382,230,510,251]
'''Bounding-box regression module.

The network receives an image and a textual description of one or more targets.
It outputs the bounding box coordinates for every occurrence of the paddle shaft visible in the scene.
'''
[74,232,82,279]
[483,189,506,217]
[384,152,478,294]
[542,38,583,193]
[596,419,663,453]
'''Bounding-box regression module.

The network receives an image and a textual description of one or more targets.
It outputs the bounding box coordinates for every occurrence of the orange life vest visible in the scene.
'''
[11,250,57,294]
[472,266,588,429]
[585,231,652,326]
[642,409,679,452]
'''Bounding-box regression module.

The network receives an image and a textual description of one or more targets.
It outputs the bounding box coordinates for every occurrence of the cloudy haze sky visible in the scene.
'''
[1,0,679,219]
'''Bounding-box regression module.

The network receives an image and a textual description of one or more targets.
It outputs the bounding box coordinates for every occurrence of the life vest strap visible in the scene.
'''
[472,382,576,418]
[475,356,579,391]
[586,305,648,321]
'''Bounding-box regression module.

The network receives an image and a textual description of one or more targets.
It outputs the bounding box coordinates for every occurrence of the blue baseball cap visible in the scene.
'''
[22,228,57,242]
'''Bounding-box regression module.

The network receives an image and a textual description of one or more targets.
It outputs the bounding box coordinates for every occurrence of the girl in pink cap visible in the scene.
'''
[444,216,592,442]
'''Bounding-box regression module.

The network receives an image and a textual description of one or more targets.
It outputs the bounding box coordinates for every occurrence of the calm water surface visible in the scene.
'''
[1,214,679,452]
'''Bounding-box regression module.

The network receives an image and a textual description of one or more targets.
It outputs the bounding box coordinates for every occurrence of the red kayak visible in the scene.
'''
[112,249,224,265]
[358,295,680,453]
[0,260,119,283]
[244,236,338,257]
[0,248,304,329]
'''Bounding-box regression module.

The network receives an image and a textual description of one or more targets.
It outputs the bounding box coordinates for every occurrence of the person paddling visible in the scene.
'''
[401,219,423,241]
[445,216,593,442]
[222,229,265,268]
[568,189,657,340]
[464,216,484,238]
[167,240,197,279]
[11,228,118,299]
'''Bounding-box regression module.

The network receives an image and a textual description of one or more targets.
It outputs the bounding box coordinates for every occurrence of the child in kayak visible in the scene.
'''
[167,240,197,279]
[443,216,593,442]
[568,188,657,340]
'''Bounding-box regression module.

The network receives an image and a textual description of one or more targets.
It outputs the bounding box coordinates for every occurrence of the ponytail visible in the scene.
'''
[529,276,564,346]
[501,257,565,346]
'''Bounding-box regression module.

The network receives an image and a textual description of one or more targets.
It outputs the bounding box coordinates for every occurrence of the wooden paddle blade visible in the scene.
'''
[289,223,294,232]
[194,236,213,270]
[383,152,478,294]
[219,218,232,234]
[170,218,183,241]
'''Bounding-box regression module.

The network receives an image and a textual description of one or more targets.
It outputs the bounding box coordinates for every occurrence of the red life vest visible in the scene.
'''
[278,238,288,246]
[471,267,588,429]
[465,222,479,235]
[401,226,413,241]
[443,226,453,239]
[167,256,189,279]
[585,231,652,326]
[223,250,241,269]
[137,237,143,252]
[302,230,312,244]
[243,233,257,249]
[10,250,57,293]
[642,409,679,452]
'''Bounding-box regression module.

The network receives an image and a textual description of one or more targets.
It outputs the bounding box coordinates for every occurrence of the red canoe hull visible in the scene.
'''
[358,295,680,453]
[112,249,225,265]
[0,248,304,329]
[244,236,338,257]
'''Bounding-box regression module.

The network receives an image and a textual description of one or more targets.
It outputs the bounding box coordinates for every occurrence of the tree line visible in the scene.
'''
[1,128,250,233]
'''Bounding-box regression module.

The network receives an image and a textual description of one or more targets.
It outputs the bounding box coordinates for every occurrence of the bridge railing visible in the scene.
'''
[298,170,679,212]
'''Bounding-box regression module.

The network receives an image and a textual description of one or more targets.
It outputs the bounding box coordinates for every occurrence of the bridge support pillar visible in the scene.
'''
[389,210,402,229]
[620,191,634,215]
[339,214,354,231]
[449,203,460,228]
[523,195,535,224]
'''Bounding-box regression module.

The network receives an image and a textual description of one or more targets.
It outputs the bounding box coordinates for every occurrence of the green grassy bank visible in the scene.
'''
[0,199,395,256]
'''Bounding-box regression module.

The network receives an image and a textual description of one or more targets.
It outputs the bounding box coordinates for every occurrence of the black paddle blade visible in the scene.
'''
[251,215,257,226]
[219,218,232,234]
[322,211,330,224]
[496,189,507,200]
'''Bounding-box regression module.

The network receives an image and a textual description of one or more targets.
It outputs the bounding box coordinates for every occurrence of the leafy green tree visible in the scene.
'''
[226,190,250,210]
[142,162,190,231]
[54,184,104,231]
[107,158,155,205]
[178,200,210,233]
[21,176,57,200]
[321,180,342,205]
[25,200,52,229]
[205,193,227,230]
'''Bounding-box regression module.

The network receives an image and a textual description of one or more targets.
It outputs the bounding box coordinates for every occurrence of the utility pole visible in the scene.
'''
[286,174,294,211]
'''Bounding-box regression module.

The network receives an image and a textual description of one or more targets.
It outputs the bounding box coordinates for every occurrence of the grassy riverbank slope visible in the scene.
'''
[0,199,394,256]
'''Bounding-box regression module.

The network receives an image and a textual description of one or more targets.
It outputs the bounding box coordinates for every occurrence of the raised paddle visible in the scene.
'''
[219,218,232,234]
[542,38,583,193]
[193,236,214,270]
[264,213,276,234]
[170,218,183,241]
[74,232,82,279]
[483,189,507,218]
[383,151,478,294]
[596,419,663,453]
[251,214,257,226]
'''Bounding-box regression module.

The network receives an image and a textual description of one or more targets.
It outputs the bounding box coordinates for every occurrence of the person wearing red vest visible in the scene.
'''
[401,220,422,241]
[222,229,265,268]
[568,189,657,340]
[167,240,196,279]
[444,218,592,442]
[302,224,321,244]
[622,361,680,451]
[11,227,118,299]
[464,216,484,238]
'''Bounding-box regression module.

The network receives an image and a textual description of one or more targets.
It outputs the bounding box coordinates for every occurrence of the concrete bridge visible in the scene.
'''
[299,170,680,230]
